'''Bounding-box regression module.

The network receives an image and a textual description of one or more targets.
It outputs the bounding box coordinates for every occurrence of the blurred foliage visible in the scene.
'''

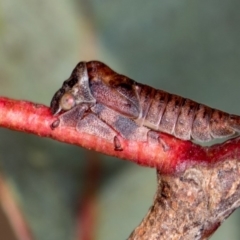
[0,0,240,239]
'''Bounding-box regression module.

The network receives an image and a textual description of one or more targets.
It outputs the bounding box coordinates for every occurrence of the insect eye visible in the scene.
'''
[59,92,76,110]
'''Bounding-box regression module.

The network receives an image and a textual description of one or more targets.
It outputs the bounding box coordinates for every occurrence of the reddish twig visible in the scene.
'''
[1,97,240,175]
[1,96,240,239]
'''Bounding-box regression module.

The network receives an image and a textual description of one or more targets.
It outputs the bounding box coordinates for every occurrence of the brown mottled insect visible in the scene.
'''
[50,61,240,148]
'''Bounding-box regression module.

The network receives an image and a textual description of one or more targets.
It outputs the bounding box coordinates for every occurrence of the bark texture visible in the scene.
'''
[129,159,240,239]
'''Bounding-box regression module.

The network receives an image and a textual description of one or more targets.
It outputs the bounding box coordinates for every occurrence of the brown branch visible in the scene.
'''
[1,96,240,239]
[129,158,240,240]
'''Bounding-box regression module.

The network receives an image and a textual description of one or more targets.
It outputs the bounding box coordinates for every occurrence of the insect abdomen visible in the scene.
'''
[136,83,239,142]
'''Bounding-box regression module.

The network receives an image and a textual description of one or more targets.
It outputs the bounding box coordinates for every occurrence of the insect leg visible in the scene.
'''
[51,103,89,128]
[76,112,124,149]
[113,136,123,151]
[91,103,150,142]
[147,130,170,152]
[50,103,123,149]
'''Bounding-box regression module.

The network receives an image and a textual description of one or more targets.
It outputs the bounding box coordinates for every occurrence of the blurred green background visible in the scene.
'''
[0,0,240,239]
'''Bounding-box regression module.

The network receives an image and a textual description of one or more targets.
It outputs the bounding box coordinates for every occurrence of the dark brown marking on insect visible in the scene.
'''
[87,61,118,84]
[114,136,123,151]
[109,76,134,90]
[63,78,78,89]
[191,105,212,141]
[210,110,234,138]
[144,90,169,130]
[188,101,198,115]
[228,115,240,132]
[158,94,183,135]
[136,84,156,126]
[202,108,208,119]
[160,93,166,103]
[174,99,197,140]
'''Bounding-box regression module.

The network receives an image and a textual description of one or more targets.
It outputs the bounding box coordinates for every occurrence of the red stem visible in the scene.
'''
[1,97,240,174]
